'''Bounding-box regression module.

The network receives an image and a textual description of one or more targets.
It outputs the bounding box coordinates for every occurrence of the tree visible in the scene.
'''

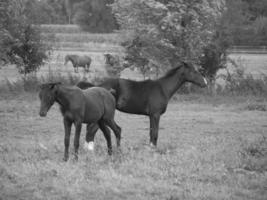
[65,0,84,24]
[0,0,52,75]
[112,0,225,73]
[73,0,118,32]
[222,0,267,46]
[25,0,68,24]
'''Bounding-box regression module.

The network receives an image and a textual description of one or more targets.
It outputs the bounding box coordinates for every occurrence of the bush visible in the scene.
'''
[0,0,52,75]
[222,62,267,96]
[12,25,52,75]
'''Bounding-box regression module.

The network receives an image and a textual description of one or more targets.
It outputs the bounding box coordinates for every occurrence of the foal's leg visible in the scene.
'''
[149,114,160,147]
[105,119,121,147]
[98,120,112,155]
[85,123,99,151]
[73,121,82,160]
[63,118,72,161]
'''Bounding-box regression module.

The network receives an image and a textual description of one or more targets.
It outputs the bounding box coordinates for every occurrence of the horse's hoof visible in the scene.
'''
[84,141,94,151]
[149,142,156,148]
[63,157,68,162]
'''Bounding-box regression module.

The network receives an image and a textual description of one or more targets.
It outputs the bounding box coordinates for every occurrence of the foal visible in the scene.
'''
[39,83,121,161]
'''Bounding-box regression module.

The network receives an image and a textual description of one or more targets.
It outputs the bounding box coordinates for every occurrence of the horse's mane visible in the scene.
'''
[161,63,184,79]
[66,54,78,62]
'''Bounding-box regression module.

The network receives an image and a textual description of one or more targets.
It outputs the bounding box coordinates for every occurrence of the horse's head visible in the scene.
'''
[38,82,61,117]
[181,62,207,88]
[104,53,112,64]
[64,55,70,65]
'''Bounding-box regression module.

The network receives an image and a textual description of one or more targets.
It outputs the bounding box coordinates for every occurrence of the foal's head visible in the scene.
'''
[181,62,207,87]
[39,82,61,117]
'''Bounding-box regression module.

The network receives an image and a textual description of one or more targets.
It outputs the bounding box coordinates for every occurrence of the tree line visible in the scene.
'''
[4,0,266,44]
[8,0,266,45]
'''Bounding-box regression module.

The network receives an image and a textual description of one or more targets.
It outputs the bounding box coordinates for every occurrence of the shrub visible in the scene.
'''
[0,0,52,75]
[222,61,267,96]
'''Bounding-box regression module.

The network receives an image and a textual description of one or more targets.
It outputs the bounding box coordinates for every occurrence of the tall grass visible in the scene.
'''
[0,71,103,96]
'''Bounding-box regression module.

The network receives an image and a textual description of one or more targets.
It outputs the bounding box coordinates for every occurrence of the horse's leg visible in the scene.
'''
[73,122,82,161]
[98,120,112,155]
[63,118,72,161]
[105,119,121,148]
[149,114,160,147]
[74,65,77,73]
[85,123,99,151]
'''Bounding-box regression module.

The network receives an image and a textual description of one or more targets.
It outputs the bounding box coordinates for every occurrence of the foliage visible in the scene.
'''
[225,0,267,46]
[73,0,118,33]
[0,0,52,75]
[112,0,225,74]
[104,54,126,78]
[24,0,68,24]
[214,59,267,96]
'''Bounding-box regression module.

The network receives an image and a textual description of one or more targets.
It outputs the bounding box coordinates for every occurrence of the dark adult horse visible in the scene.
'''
[77,62,207,147]
[64,54,92,73]
[38,83,121,161]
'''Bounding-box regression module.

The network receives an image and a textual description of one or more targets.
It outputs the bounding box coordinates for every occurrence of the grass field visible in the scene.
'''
[0,93,266,200]
[1,25,267,199]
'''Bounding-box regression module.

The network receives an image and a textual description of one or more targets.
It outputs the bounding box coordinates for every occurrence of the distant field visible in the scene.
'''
[0,94,266,200]
[1,24,266,84]
[227,54,267,76]
[1,52,266,84]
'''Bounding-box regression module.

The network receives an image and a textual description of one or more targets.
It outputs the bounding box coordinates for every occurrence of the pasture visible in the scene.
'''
[0,93,266,200]
[1,25,267,199]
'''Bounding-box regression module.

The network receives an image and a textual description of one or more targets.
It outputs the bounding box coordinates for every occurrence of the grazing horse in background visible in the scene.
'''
[104,53,120,66]
[64,54,92,73]
[38,83,121,161]
[77,62,207,147]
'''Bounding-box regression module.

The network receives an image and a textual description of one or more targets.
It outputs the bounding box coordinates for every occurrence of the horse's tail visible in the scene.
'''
[109,88,116,97]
